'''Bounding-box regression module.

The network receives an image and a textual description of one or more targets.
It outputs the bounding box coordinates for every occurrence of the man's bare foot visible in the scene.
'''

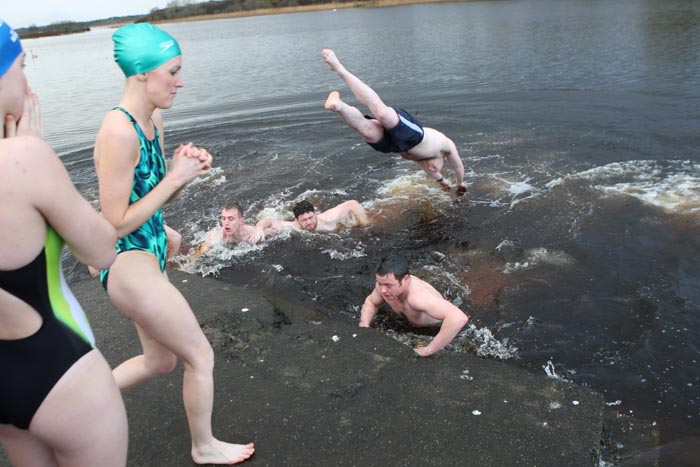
[322,48,342,72]
[191,440,255,465]
[324,91,342,111]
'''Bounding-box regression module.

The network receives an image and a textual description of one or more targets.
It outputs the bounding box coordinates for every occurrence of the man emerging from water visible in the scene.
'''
[322,48,467,194]
[360,253,469,357]
[197,200,267,255]
[260,199,370,233]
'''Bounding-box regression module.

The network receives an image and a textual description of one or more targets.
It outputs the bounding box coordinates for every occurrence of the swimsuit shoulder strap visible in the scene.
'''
[113,106,136,123]
[112,106,160,141]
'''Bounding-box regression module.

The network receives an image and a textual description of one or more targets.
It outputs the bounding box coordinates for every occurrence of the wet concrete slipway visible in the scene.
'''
[1,270,604,466]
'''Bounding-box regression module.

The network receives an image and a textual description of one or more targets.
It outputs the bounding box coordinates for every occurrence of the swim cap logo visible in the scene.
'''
[0,20,18,42]
[159,40,174,55]
[0,19,22,78]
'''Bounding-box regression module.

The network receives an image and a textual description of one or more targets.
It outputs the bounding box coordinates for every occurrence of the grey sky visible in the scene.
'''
[4,1,179,29]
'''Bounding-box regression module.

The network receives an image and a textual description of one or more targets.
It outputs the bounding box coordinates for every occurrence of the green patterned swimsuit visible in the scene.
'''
[100,107,168,289]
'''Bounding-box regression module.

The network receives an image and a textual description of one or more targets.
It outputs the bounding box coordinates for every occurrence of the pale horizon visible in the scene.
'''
[3,1,188,29]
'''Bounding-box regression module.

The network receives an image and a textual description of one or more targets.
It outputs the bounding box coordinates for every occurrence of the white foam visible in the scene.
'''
[544,360,560,379]
[456,324,519,360]
[561,160,700,214]
[421,273,469,308]
[542,360,574,382]
[186,166,226,188]
[374,172,444,199]
[483,175,543,208]
[173,232,270,277]
[321,243,367,261]
[508,180,535,196]
[502,247,575,274]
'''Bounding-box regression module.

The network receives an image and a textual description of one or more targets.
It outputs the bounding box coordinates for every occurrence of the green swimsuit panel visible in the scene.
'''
[100,107,167,289]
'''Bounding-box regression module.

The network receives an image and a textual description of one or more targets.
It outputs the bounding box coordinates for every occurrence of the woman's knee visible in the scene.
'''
[146,353,178,377]
[182,340,214,374]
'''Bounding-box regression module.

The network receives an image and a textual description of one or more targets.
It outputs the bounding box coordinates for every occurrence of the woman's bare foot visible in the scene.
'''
[322,48,343,72]
[191,440,255,465]
[324,91,342,111]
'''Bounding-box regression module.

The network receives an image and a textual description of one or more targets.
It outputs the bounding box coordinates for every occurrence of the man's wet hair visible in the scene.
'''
[376,253,410,280]
[292,200,315,219]
[223,201,243,216]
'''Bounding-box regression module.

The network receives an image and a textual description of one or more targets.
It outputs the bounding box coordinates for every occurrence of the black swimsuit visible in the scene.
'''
[0,227,94,429]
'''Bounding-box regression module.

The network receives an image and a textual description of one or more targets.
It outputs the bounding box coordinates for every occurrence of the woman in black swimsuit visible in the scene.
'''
[0,20,128,466]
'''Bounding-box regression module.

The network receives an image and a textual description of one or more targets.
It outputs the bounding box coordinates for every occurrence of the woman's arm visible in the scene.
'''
[23,137,118,269]
[94,112,209,238]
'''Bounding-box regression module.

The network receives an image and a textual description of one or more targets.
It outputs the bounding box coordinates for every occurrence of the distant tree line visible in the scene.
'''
[16,16,142,39]
[17,22,90,39]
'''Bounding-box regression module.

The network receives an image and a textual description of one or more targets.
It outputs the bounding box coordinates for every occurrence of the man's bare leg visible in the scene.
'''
[322,49,399,128]
[325,91,384,143]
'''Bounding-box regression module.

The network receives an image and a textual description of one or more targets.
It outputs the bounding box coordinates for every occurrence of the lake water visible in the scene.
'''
[20,0,700,465]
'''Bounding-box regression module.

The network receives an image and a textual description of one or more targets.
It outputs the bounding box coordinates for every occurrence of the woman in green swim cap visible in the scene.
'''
[93,22,255,465]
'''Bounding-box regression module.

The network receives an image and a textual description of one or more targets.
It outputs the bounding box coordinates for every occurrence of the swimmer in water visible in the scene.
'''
[322,48,467,194]
[196,200,268,255]
[93,23,254,464]
[359,253,469,357]
[260,199,370,233]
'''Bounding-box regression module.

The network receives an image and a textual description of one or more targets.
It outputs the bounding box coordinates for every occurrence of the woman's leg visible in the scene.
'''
[29,349,128,467]
[106,251,254,465]
[0,425,58,467]
[112,320,178,390]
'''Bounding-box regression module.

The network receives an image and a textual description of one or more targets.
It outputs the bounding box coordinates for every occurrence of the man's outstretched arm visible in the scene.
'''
[359,287,384,327]
[165,224,182,258]
[443,138,466,189]
[414,295,469,357]
[193,227,219,257]
[256,217,296,235]
[322,200,370,227]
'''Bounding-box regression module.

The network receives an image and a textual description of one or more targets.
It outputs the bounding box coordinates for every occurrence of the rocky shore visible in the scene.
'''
[1,269,604,466]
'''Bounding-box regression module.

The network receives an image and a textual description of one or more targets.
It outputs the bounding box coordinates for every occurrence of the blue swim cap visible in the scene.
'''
[0,20,22,78]
[113,23,181,77]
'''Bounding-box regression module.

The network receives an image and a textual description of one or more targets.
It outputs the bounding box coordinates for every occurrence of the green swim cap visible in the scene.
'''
[113,23,181,77]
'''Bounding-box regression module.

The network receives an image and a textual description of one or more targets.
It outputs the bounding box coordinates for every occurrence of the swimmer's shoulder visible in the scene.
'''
[1,135,58,171]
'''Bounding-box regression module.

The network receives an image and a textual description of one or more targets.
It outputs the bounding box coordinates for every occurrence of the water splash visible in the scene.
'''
[543,360,561,379]
[556,160,700,215]
[321,242,367,260]
[173,235,269,277]
[453,324,519,360]
[502,247,576,274]
[186,166,226,188]
[421,265,471,303]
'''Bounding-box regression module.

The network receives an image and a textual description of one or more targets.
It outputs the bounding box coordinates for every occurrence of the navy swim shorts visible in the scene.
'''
[365,108,424,153]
